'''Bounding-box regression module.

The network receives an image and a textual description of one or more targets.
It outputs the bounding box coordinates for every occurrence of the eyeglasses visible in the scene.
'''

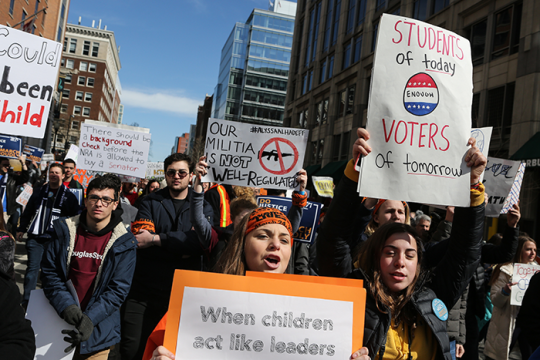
[1,163,9,168]
[87,195,116,206]
[166,169,189,178]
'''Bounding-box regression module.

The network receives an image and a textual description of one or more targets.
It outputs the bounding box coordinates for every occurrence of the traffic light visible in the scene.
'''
[58,77,65,92]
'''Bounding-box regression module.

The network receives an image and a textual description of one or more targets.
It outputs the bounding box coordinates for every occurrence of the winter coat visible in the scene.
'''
[515,272,540,351]
[317,161,485,360]
[484,263,520,360]
[446,284,468,344]
[41,215,137,354]
[2,170,29,216]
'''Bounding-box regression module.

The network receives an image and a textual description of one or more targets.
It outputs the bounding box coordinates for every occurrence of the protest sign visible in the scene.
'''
[256,195,322,244]
[78,120,151,178]
[202,118,309,189]
[483,157,521,217]
[358,14,473,207]
[164,270,366,359]
[0,135,21,158]
[501,162,525,214]
[72,168,100,188]
[312,176,334,198]
[23,145,44,163]
[26,289,75,360]
[119,175,139,183]
[510,263,540,306]
[64,144,79,163]
[471,127,493,181]
[15,183,33,209]
[0,25,61,139]
[69,188,84,207]
[146,161,165,179]
[42,153,54,162]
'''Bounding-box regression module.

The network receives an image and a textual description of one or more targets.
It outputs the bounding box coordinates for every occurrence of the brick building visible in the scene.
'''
[172,133,190,154]
[285,0,540,236]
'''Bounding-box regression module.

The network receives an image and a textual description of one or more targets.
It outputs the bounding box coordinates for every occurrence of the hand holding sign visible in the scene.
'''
[507,203,521,228]
[465,137,487,185]
[193,156,209,193]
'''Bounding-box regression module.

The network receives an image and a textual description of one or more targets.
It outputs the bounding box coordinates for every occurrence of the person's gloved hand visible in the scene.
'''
[61,304,83,326]
[62,314,94,353]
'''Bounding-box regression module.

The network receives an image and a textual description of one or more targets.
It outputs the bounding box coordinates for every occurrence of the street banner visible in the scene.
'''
[78,120,151,178]
[358,14,473,207]
[256,195,322,244]
[0,135,21,158]
[15,183,33,210]
[510,263,540,306]
[146,161,165,179]
[0,25,61,139]
[312,176,334,198]
[23,145,44,163]
[484,157,521,217]
[164,270,366,359]
[64,144,79,163]
[501,162,525,214]
[202,118,309,189]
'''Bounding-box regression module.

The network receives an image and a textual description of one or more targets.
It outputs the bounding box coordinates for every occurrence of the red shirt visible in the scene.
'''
[63,181,70,188]
[124,191,138,205]
[67,226,112,310]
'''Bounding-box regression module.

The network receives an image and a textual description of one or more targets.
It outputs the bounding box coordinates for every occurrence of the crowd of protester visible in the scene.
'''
[0,128,538,360]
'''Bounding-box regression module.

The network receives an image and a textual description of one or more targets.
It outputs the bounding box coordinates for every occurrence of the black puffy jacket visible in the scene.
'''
[317,173,485,360]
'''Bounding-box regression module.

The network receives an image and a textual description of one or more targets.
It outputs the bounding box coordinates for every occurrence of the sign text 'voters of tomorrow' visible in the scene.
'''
[202,118,309,189]
[358,14,473,207]
[0,25,61,139]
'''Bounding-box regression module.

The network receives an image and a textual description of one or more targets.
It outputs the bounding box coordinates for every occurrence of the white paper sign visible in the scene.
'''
[15,183,33,209]
[175,287,352,359]
[146,161,165,179]
[501,162,525,214]
[42,153,55,162]
[202,118,309,189]
[26,289,75,360]
[358,14,473,207]
[64,144,79,163]
[0,26,61,138]
[510,263,540,306]
[78,120,151,178]
[484,157,521,217]
[471,127,493,181]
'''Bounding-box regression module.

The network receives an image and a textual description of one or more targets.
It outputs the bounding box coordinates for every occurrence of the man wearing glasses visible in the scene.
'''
[40,174,137,359]
[120,153,214,360]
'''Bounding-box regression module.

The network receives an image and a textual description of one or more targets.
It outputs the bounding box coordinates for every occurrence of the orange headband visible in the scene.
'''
[245,207,294,243]
[373,199,408,215]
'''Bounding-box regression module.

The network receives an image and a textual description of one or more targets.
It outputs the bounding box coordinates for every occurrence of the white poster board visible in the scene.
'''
[78,120,151,178]
[202,119,309,189]
[146,161,165,179]
[483,157,521,217]
[358,14,473,206]
[64,144,79,163]
[471,127,493,181]
[15,183,33,210]
[175,287,353,359]
[26,289,75,360]
[511,263,540,306]
[501,162,525,214]
[0,25,61,138]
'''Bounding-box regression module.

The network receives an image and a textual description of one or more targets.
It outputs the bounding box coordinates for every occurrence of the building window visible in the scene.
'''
[305,2,322,66]
[69,136,78,143]
[343,41,352,70]
[89,63,97,72]
[302,73,308,95]
[73,106,82,115]
[333,134,341,161]
[332,0,342,47]
[337,85,356,117]
[487,82,515,137]
[492,2,522,60]
[431,0,449,16]
[87,78,95,87]
[60,104,68,113]
[320,59,327,84]
[353,35,362,63]
[83,41,90,56]
[308,70,313,91]
[61,58,65,67]
[71,121,79,130]
[328,55,334,79]
[466,19,487,67]
[66,59,74,69]
[318,139,325,160]
[78,76,86,86]
[323,0,334,52]
[62,89,70,99]
[65,74,72,84]
[472,93,480,128]
[92,42,99,57]
[346,0,356,35]
[69,39,77,53]
[338,89,346,118]
[82,107,91,116]
[412,0,427,21]
[357,0,366,26]
[75,91,83,101]
[341,131,351,160]
[84,92,92,102]
[298,109,308,128]
[376,0,386,12]
[372,23,379,53]
[323,0,342,50]
[79,61,88,71]
[9,0,15,15]
[63,38,67,52]
[346,85,355,115]
[315,98,329,125]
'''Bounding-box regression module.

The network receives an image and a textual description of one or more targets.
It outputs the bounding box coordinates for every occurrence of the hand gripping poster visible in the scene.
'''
[358,14,473,207]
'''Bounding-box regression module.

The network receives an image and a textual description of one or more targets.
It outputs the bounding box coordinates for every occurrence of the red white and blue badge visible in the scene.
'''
[432,298,448,321]
[403,73,439,116]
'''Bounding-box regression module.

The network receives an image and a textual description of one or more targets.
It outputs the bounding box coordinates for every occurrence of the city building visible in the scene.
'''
[187,124,196,155]
[212,0,296,126]
[52,20,122,154]
[285,0,540,236]
[195,94,213,143]
[172,133,190,154]
[117,104,124,124]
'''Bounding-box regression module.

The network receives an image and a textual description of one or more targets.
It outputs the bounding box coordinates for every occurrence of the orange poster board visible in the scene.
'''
[164,270,366,358]
[246,271,363,288]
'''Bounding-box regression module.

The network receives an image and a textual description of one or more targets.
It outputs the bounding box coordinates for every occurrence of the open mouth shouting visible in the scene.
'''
[264,254,281,270]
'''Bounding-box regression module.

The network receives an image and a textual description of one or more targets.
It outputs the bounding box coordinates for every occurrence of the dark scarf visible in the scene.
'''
[0,172,7,209]
[28,184,68,237]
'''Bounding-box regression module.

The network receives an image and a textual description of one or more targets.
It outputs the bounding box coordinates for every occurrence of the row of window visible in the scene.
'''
[63,59,98,72]
[60,104,91,117]
[62,89,93,102]
[64,38,100,57]
[9,0,47,35]
[309,132,351,162]
[63,74,95,88]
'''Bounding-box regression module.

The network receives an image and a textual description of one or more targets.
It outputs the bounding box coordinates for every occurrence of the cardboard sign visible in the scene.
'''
[15,183,33,209]
[510,263,540,306]
[0,25,61,139]
[64,144,79,163]
[358,14,473,207]
[164,270,366,359]
[23,145,44,163]
[146,161,165,179]
[202,118,309,189]
[72,168,99,188]
[483,157,521,217]
[501,162,525,214]
[78,120,151,178]
[312,176,334,198]
[0,135,22,158]
[471,127,493,181]
[256,195,322,244]
[68,188,83,207]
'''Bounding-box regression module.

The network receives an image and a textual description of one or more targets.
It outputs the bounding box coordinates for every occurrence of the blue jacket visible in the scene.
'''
[41,215,137,354]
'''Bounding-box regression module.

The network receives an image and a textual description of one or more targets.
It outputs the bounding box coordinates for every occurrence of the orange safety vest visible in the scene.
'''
[209,184,232,227]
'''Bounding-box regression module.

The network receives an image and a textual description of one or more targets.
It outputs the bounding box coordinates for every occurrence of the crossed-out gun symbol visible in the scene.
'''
[258,150,294,162]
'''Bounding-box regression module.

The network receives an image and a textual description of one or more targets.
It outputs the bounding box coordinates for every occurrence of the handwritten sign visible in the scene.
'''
[72,168,100,188]
[78,120,151,178]
[15,183,33,209]
[64,144,79,163]
[312,176,334,198]
[164,270,366,359]
[358,14,473,207]
[42,153,54,162]
[501,162,525,214]
[511,263,540,306]
[256,195,322,244]
[23,145,44,163]
[202,118,309,189]
[146,161,165,179]
[0,135,21,158]
[0,25,61,139]
[471,127,493,181]
[483,157,520,217]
